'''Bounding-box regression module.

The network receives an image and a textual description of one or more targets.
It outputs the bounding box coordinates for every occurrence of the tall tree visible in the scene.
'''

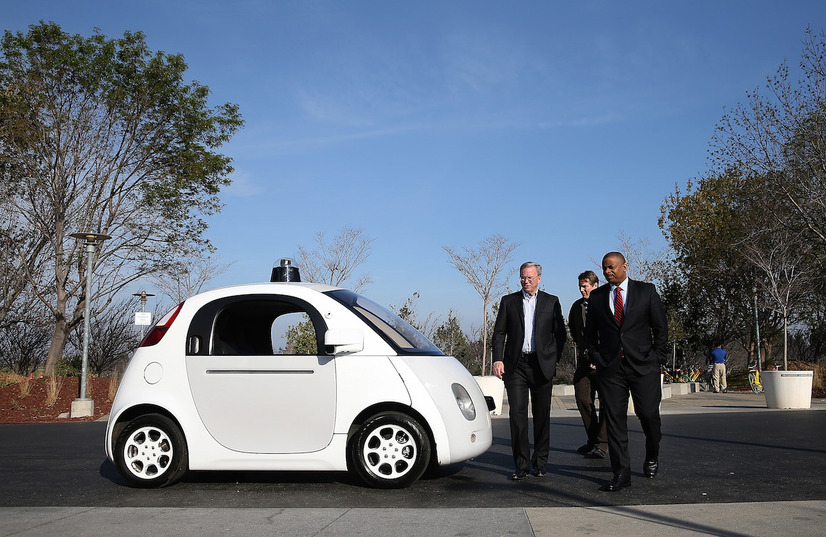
[443,234,520,375]
[659,172,779,360]
[0,22,243,374]
[742,225,819,369]
[712,28,826,249]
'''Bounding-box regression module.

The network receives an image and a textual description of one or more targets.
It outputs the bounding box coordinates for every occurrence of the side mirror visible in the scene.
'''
[324,328,364,354]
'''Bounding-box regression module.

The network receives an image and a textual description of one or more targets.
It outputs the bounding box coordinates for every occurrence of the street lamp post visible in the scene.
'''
[132,291,155,339]
[69,232,110,418]
[752,286,762,373]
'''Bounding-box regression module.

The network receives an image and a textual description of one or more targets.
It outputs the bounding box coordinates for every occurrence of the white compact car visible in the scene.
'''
[105,260,493,489]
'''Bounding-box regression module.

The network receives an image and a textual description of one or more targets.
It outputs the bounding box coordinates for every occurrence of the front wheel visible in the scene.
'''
[114,413,188,488]
[348,412,431,489]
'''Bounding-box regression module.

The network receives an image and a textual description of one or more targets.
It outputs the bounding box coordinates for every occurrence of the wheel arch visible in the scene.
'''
[346,403,436,467]
[109,404,187,456]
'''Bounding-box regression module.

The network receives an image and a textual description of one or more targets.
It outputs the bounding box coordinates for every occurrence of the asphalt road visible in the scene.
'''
[2,411,825,509]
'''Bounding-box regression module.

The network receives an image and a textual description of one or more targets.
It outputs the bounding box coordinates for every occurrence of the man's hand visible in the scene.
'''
[493,361,505,379]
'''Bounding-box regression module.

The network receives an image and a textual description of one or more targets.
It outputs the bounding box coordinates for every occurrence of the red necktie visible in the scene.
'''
[614,287,624,326]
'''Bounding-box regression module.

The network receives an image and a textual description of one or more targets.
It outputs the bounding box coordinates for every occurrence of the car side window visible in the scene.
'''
[187,295,325,356]
[271,312,317,355]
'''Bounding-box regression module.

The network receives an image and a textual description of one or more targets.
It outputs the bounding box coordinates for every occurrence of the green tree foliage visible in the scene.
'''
[284,317,318,355]
[432,311,472,373]
[390,291,438,338]
[659,171,783,362]
[685,27,826,367]
[0,22,243,374]
[391,292,423,330]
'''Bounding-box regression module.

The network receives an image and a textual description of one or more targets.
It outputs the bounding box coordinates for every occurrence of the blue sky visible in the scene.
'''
[5,1,826,331]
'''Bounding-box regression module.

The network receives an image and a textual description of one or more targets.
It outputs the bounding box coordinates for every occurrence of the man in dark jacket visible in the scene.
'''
[585,252,668,491]
[568,270,607,459]
[493,262,567,480]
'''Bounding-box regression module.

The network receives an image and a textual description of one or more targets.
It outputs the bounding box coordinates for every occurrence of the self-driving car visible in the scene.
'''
[105,259,493,488]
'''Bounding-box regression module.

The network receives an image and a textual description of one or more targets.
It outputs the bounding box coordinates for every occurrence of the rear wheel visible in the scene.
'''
[348,412,431,489]
[114,414,188,488]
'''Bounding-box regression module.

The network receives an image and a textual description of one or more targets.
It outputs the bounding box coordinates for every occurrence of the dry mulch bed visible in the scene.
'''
[0,376,114,424]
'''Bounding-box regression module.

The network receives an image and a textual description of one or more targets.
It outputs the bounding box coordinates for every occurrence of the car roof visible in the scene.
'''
[196,281,343,299]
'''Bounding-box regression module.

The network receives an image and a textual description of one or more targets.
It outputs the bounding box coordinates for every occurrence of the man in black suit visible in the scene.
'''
[493,262,567,480]
[568,270,607,459]
[585,252,668,491]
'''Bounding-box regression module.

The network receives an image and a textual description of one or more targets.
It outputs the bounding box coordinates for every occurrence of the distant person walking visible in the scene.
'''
[709,345,728,393]
[568,270,607,459]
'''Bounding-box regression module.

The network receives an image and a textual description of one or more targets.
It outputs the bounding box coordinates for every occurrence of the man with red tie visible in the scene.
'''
[585,252,668,491]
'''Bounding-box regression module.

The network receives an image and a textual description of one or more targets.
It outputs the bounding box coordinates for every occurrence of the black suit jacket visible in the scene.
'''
[568,297,587,349]
[568,297,594,373]
[585,279,668,376]
[492,290,567,381]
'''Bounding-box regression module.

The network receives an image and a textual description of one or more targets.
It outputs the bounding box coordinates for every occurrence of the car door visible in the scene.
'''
[185,295,336,454]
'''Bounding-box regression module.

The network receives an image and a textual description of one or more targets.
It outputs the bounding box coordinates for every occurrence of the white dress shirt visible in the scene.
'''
[522,290,537,353]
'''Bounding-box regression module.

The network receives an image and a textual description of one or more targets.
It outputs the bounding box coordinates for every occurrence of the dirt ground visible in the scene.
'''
[0,376,114,423]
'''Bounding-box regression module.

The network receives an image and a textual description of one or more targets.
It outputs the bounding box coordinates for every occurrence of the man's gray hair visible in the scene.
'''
[520,261,542,277]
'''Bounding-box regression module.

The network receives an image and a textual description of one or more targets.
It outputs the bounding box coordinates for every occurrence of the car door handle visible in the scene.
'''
[205,369,314,375]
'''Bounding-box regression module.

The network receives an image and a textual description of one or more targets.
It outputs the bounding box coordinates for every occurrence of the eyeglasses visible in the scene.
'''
[520,277,536,282]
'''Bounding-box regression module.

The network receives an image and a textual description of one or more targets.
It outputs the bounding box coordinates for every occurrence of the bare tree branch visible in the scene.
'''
[295,226,374,291]
[443,233,521,375]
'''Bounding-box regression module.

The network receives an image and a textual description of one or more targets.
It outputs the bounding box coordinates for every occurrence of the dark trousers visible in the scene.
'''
[573,366,607,450]
[598,359,662,477]
[505,353,553,472]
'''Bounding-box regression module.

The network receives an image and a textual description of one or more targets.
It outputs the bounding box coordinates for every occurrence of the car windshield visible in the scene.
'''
[325,290,443,355]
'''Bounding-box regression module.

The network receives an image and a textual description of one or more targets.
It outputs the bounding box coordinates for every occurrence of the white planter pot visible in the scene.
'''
[474,375,505,416]
[762,370,813,409]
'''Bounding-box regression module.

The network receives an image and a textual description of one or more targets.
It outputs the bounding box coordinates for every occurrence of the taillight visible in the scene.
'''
[139,302,184,347]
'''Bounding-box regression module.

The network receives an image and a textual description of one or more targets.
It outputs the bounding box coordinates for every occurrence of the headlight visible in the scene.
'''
[451,383,477,421]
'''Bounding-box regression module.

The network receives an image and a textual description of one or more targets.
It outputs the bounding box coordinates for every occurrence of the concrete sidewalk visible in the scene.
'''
[3,501,824,536]
[499,384,826,418]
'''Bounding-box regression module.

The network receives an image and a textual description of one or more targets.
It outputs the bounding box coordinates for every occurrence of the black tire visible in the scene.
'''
[348,412,431,489]
[114,413,188,488]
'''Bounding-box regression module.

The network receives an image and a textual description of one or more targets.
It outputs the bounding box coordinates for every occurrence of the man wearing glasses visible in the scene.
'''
[493,262,567,480]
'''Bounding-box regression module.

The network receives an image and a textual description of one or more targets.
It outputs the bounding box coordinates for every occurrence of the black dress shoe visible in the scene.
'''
[644,459,659,478]
[577,443,594,454]
[605,474,631,491]
[532,468,547,477]
[511,470,528,481]
[587,447,607,459]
